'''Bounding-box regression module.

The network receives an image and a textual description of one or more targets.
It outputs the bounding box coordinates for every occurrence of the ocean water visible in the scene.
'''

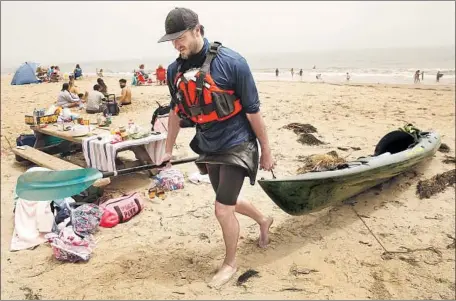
[3,46,454,85]
[247,46,455,85]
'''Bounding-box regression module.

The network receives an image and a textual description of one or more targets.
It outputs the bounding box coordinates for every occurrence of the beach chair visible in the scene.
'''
[135,71,153,86]
[155,68,167,85]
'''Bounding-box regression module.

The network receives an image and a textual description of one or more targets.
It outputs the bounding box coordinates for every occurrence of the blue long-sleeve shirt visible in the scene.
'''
[166,38,260,153]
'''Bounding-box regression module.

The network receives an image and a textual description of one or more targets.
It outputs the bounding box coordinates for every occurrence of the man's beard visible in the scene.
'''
[180,40,198,59]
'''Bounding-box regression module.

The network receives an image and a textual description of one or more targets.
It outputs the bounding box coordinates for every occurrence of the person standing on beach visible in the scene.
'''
[414,70,420,84]
[157,7,275,289]
[275,68,279,77]
[436,71,443,82]
[291,68,294,78]
[421,71,424,81]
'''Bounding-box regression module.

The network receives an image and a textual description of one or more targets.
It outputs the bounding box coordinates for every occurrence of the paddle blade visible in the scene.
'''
[16,168,103,201]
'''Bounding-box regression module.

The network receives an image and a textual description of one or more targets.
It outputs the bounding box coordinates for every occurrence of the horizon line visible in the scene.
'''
[1,44,454,70]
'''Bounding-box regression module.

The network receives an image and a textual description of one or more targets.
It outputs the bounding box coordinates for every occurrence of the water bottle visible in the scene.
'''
[33,108,38,125]
[57,118,64,131]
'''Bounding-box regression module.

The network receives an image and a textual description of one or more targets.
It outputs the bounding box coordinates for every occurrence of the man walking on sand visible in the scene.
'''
[157,7,275,288]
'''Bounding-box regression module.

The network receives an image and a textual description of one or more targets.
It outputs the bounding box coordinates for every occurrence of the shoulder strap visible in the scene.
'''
[195,42,222,108]
[201,41,222,73]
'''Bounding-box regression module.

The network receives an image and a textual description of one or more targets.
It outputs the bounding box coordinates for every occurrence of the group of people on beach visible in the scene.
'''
[274,68,350,81]
[56,76,132,114]
[36,65,61,82]
[276,68,304,79]
[274,68,446,84]
[8,4,454,294]
[36,64,83,83]
[132,64,167,86]
[414,70,445,83]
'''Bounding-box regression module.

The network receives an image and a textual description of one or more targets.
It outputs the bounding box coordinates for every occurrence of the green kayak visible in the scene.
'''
[258,127,441,215]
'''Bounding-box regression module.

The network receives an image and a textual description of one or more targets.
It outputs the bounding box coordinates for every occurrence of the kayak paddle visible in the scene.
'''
[15,156,198,201]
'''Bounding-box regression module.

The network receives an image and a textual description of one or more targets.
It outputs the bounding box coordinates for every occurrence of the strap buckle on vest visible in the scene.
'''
[209,41,222,54]
[188,103,214,116]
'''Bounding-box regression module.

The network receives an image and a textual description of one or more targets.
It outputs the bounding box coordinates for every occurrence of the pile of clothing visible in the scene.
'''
[11,193,103,262]
[45,202,103,262]
[10,167,148,262]
[10,167,103,262]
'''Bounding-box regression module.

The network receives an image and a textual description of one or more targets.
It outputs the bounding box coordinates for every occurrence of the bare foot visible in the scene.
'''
[207,263,237,289]
[258,217,273,248]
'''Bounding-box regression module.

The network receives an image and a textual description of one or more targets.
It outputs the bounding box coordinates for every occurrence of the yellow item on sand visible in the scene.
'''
[54,106,63,115]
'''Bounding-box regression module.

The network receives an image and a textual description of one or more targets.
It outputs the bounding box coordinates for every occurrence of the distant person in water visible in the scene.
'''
[436,71,444,82]
[275,68,279,77]
[421,71,424,80]
[291,68,294,78]
[299,69,303,79]
[346,72,350,81]
[414,70,420,84]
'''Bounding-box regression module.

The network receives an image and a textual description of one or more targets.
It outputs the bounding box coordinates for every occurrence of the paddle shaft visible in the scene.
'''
[101,156,199,178]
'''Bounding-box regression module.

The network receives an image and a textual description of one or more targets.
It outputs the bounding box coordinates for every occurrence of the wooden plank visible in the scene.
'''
[12,146,83,171]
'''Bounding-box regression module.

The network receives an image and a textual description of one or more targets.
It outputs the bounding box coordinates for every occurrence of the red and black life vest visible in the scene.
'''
[173,42,242,125]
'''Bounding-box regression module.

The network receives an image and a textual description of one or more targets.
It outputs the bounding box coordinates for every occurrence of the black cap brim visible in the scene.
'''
[157,29,187,43]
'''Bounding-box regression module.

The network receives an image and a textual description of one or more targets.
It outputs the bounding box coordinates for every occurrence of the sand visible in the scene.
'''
[1,75,455,300]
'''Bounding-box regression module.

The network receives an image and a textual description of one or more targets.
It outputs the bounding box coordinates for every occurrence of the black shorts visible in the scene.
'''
[206,164,246,206]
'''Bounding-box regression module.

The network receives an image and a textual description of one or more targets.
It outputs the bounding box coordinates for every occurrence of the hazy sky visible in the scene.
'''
[1,1,455,68]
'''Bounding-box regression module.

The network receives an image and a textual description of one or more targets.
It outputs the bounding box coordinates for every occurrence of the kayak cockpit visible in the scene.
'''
[374,130,419,156]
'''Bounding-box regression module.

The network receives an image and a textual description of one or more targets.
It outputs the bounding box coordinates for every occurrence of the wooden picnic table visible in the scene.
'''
[31,122,111,146]
[21,120,167,173]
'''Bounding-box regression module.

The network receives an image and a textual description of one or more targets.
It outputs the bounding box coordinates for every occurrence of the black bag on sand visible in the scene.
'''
[71,186,105,204]
[150,103,195,131]
[151,103,171,131]
[103,94,120,116]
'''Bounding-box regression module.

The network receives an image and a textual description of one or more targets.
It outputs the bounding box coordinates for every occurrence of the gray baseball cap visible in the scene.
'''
[157,7,199,43]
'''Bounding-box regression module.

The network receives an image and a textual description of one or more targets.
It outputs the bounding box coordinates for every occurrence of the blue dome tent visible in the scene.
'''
[11,62,41,85]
